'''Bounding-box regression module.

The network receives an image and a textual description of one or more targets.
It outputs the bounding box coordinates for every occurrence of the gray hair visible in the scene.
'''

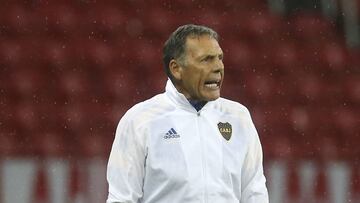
[162,24,219,81]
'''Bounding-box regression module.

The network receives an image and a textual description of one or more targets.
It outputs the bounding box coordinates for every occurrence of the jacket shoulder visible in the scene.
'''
[219,98,249,114]
[119,93,174,127]
[216,98,252,119]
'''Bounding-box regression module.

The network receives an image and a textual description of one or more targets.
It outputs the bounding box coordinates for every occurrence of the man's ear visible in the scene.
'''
[169,59,182,81]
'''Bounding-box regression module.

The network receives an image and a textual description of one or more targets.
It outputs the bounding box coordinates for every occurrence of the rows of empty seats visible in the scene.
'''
[0,0,359,162]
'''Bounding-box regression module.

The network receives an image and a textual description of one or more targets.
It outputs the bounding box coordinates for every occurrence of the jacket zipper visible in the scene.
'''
[196,111,208,203]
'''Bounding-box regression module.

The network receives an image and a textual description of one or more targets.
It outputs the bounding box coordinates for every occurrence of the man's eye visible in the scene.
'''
[202,56,213,62]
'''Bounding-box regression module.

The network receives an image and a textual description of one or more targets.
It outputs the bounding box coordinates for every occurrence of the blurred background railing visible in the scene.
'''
[0,0,359,202]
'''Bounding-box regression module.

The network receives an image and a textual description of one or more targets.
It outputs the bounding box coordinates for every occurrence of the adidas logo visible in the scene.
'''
[164,128,180,139]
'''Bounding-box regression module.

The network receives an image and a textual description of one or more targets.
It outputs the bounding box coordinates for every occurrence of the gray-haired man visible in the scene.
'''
[106,24,269,203]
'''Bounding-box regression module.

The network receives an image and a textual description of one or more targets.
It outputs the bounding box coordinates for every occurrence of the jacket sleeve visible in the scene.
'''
[240,117,269,203]
[106,114,147,203]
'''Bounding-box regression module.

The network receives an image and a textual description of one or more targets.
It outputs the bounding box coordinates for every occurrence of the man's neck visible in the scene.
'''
[188,99,207,111]
[172,81,207,111]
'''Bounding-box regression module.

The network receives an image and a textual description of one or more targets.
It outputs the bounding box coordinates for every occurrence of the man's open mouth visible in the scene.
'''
[204,79,221,89]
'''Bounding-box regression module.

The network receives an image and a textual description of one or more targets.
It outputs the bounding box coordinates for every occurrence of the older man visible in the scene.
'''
[106,24,269,203]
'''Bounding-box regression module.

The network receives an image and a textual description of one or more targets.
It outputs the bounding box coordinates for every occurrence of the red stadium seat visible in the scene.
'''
[9,67,47,98]
[270,40,299,72]
[332,107,358,137]
[349,48,360,72]
[142,7,180,38]
[41,40,73,67]
[267,105,293,133]
[60,103,87,132]
[295,73,326,105]
[223,10,282,43]
[296,42,331,74]
[78,132,108,158]
[85,40,115,67]
[289,12,337,43]
[320,42,349,72]
[0,102,14,129]
[38,3,80,36]
[82,5,128,38]
[1,38,45,67]
[102,68,139,104]
[196,10,229,36]
[222,40,255,72]
[33,131,67,157]
[0,40,24,66]
[104,104,129,127]
[14,102,41,132]
[265,134,294,160]
[291,107,337,159]
[268,75,297,104]
[250,106,267,129]
[245,11,283,42]
[193,0,268,12]
[0,130,17,156]
[130,39,163,72]
[290,106,311,133]
[241,73,277,104]
[35,102,63,132]
[318,136,339,161]
[83,103,113,133]
[0,4,41,36]
[343,75,360,104]
[57,70,93,101]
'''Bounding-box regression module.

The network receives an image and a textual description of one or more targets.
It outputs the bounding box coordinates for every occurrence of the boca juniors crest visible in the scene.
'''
[217,122,232,141]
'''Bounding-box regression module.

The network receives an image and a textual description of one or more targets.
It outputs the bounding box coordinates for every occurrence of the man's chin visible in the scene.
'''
[203,93,221,101]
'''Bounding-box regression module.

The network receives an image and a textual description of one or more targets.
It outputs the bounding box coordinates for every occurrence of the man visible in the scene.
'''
[106,24,269,203]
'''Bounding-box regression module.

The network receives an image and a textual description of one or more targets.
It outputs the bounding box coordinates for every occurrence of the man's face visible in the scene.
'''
[176,35,224,101]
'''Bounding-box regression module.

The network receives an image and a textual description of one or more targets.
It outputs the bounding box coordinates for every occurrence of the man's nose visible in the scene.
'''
[213,59,224,73]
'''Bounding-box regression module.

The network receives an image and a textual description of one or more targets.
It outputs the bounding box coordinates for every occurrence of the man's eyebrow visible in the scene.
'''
[200,52,221,58]
[198,54,215,60]
[204,52,223,58]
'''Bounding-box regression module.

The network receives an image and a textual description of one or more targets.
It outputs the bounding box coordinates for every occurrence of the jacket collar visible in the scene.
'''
[165,79,215,112]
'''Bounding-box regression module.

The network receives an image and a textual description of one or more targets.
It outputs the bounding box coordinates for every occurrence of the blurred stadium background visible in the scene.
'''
[0,0,359,202]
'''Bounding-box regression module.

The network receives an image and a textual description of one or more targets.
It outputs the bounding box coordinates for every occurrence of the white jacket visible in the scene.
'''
[106,80,269,203]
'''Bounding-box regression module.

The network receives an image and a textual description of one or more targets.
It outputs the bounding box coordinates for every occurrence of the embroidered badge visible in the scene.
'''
[217,122,232,141]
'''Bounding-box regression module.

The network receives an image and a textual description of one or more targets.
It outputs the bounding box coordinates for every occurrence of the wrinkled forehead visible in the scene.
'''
[184,35,222,57]
[185,34,217,46]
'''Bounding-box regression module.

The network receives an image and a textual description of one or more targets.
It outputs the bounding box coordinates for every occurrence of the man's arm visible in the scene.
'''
[240,118,269,203]
[106,115,146,203]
